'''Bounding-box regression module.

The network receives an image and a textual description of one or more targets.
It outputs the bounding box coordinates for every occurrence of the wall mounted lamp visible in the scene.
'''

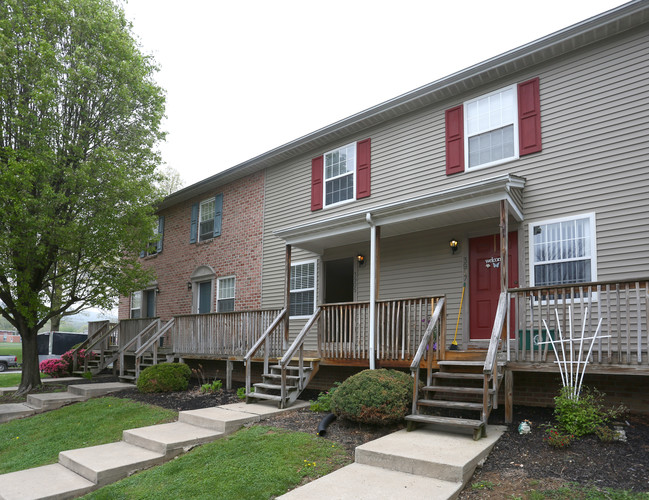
[187,282,192,291]
[155,287,161,294]
[449,239,459,254]
[356,254,365,266]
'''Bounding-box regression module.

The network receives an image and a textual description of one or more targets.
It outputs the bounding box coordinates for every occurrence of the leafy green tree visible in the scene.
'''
[0,0,165,394]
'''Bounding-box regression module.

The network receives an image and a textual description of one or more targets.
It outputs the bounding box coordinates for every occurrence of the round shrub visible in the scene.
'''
[330,369,414,425]
[137,363,192,393]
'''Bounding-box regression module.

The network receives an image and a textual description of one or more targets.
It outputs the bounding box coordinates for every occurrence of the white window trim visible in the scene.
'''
[290,259,317,319]
[216,276,236,313]
[528,212,597,299]
[464,84,519,171]
[130,291,142,319]
[323,143,356,209]
[198,198,215,242]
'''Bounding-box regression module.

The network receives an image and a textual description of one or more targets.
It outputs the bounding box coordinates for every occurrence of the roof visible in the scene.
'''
[158,1,649,211]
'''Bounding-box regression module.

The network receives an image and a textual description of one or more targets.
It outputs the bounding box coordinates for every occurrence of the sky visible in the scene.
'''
[120,0,628,189]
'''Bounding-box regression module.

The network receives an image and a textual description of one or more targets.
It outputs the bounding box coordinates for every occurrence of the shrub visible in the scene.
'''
[309,382,340,412]
[554,386,626,438]
[237,387,253,400]
[137,363,192,393]
[39,358,70,378]
[330,369,414,425]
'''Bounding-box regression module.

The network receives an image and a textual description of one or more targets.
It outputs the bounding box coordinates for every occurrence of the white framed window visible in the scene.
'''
[529,213,597,288]
[465,85,518,170]
[217,276,235,313]
[130,291,142,319]
[199,198,215,241]
[290,260,316,318]
[324,143,356,207]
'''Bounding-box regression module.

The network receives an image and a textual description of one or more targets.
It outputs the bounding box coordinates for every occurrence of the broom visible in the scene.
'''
[449,283,465,350]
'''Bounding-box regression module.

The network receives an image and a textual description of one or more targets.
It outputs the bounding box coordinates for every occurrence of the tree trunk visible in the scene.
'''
[16,328,42,396]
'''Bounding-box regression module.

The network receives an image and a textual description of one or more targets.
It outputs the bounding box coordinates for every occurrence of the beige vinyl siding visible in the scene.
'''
[261,25,649,349]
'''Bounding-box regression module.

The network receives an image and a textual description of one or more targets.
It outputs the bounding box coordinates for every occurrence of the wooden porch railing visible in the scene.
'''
[509,279,649,366]
[409,297,446,414]
[244,308,287,398]
[134,318,176,379]
[483,292,507,421]
[117,318,158,350]
[321,296,444,362]
[173,309,284,357]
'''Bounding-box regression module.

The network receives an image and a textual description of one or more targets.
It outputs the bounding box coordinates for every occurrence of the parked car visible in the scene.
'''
[0,355,18,372]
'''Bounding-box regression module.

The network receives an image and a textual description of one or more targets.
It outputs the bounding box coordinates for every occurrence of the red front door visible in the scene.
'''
[469,232,518,340]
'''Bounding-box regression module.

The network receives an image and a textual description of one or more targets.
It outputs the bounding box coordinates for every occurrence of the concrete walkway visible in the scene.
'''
[0,378,134,423]
[278,424,507,500]
[0,398,310,500]
[0,383,506,500]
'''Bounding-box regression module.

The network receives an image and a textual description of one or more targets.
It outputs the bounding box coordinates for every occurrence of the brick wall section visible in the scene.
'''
[118,171,265,320]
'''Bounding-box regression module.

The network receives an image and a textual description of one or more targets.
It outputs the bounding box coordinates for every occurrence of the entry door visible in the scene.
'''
[198,281,212,314]
[144,290,156,318]
[324,258,354,303]
[469,232,518,340]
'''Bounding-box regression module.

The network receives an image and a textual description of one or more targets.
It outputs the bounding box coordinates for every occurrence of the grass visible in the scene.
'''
[0,373,22,387]
[82,425,350,500]
[0,397,176,474]
[0,343,21,363]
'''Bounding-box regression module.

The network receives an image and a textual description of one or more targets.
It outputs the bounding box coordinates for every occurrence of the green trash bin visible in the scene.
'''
[518,329,553,351]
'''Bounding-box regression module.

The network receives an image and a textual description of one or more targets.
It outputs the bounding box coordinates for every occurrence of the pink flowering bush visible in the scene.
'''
[39,358,70,378]
[39,349,95,378]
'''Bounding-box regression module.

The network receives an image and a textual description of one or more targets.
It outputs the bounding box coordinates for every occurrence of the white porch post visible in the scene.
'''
[367,213,377,369]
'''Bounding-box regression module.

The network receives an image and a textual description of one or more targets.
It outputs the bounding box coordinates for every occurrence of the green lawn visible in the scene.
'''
[0,373,21,387]
[0,343,21,363]
[0,397,176,474]
[82,425,350,500]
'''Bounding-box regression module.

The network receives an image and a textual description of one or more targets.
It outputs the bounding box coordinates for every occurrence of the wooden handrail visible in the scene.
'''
[86,322,119,352]
[410,297,446,370]
[279,307,321,367]
[243,308,287,363]
[135,318,174,357]
[510,277,649,294]
[484,292,508,375]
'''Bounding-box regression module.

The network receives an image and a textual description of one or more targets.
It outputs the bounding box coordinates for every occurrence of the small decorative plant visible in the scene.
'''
[200,379,223,393]
[554,386,626,438]
[543,425,573,448]
[39,358,70,378]
[309,382,340,412]
[137,362,192,393]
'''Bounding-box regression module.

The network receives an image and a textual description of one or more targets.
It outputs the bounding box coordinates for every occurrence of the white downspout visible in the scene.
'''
[366,213,376,370]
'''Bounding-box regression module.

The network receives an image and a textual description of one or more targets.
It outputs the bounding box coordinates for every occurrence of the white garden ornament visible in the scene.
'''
[538,306,610,400]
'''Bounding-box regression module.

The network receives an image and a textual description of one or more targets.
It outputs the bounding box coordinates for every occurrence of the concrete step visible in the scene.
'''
[0,403,37,423]
[123,421,224,456]
[26,392,86,410]
[0,464,95,500]
[59,441,166,487]
[355,427,504,484]
[178,407,261,434]
[277,462,462,499]
[67,382,134,398]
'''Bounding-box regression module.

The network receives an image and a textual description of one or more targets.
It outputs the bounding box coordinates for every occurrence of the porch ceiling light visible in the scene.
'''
[449,239,459,254]
[356,254,365,265]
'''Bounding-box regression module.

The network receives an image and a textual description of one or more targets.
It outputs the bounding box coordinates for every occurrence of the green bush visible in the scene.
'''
[554,386,626,438]
[309,382,340,412]
[330,369,414,425]
[137,363,192,393]
[200,380,222,393]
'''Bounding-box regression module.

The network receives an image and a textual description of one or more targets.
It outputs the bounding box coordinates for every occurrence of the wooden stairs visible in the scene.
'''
[247,358,320,408]
[117,351,171,383]
[405,357,505,440]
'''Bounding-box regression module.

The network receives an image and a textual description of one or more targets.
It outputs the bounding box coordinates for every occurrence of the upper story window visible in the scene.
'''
[445,77,541,176]
[529,213,597,287]
[217,276,235,312]
[146,216,164,256]
[311,139,371,211]
[190,194,223,244]
[465,86,517,169]
[290,260,316,317]
[199,199,215,241]
[324,143,356,207]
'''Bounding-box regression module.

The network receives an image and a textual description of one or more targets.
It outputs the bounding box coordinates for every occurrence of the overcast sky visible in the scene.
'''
[120,0,627,189]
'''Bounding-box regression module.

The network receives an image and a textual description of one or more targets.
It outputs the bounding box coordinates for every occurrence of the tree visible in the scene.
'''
[157,165,185,195]
[0,0,165,394]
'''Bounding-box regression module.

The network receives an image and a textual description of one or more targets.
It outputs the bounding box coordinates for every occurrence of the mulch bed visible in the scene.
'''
[4,376,649,495]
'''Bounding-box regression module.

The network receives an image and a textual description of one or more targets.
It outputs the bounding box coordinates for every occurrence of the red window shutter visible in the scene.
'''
[311,156,323,211]
[356,138,371,199]
[445,105,464,175]
[518,77,542,155]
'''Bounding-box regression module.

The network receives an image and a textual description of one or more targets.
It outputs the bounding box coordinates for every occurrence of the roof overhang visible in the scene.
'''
[157,2,649,211]
[274,174,526,254]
